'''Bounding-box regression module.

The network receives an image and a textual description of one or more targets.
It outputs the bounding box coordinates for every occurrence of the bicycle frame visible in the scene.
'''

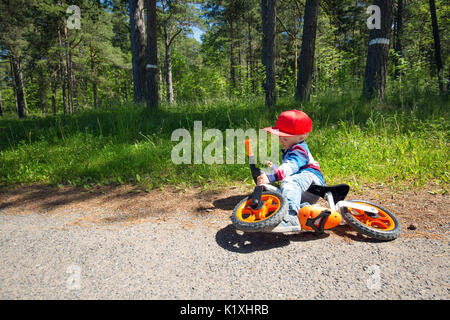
[260,184,378,221]
[255,184,340,233]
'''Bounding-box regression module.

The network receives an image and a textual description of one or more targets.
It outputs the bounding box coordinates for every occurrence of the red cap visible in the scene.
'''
[264,110,312,137]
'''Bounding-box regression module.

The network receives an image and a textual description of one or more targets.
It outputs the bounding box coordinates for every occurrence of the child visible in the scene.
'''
[257,110,325,232]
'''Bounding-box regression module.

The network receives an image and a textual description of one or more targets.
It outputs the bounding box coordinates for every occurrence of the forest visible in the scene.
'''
[0,0,448,190]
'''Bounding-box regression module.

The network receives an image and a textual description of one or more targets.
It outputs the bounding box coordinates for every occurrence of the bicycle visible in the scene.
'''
[231,140,401,241]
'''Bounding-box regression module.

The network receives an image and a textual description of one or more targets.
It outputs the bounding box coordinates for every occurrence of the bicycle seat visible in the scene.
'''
[306,184,350,203]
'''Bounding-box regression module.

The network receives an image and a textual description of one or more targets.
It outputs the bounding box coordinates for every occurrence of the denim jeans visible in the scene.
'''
[280,170,324,213]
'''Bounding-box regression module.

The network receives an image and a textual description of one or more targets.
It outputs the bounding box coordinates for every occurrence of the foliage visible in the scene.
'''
[0,0,448,112]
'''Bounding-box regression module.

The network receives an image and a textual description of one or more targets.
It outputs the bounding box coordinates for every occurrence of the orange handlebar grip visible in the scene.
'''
[244,139,253,157]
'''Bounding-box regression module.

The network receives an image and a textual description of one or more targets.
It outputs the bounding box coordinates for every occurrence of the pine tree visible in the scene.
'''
[0,0,34,118]
[429,0,445,94]
[261,0,277,107]
[295,0,320,102]
[362,0,394,99]
[146,0,159,109]
[393,0,404,78]
[129,0,147,103]
[204,0,256,94]
[82,0,128,109]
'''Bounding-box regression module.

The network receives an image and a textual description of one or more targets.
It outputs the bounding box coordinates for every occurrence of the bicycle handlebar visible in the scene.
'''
[244,139,263,184]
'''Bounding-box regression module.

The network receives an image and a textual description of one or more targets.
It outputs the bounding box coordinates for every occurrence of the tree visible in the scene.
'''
[0,0,33,118]
[362,0,394,99]
[63,2,75,113]
[393,0,404,78]
[429,0,444,94]
[276,0,304,85]
[160,0,201,104]
[0,57,11,117]
[295,0,320,102]
[56,12,68,114]
[81,1,128,109]
[0,57,10,117]
[146,0,159,109]
[204,0,256,94]
[244,4,260,94]
[129,0,147,103]
[10,52,27,118]
[0,65,4,115]
[27,1,61,115]
[261,0,277,107]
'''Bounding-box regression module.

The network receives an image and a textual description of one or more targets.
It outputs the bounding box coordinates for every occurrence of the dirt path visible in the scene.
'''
[0,184,448,299]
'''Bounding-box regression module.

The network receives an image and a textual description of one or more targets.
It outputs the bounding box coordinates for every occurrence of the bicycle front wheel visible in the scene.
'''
[231,191,288,232]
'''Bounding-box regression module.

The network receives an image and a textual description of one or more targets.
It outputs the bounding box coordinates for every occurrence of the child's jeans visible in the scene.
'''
[280,170,324,214]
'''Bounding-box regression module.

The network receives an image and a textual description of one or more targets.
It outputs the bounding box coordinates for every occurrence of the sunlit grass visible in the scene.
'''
[0,92,448,191]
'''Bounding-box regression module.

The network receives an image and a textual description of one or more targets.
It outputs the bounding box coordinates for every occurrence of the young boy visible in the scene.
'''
[257,110,325,233]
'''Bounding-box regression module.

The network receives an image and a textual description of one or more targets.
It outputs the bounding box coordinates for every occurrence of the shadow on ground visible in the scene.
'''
[215,224,331,253]
[212,194,250,210]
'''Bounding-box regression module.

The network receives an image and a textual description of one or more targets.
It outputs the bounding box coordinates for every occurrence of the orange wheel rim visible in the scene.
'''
[347,202,396,231]
[236,195,281,223]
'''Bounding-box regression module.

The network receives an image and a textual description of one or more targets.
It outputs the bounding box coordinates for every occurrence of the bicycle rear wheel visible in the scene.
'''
[341,200,401,241]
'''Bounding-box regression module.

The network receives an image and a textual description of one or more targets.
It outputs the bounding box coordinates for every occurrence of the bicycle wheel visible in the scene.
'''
[231,191,288,232]
[341,200,401,241]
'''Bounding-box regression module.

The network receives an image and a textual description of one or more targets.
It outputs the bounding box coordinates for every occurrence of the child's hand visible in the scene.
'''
[257,173,270,185]
[266,160,273,168]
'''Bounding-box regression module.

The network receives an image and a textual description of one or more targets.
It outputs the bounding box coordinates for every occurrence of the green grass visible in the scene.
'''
[0,91,448,192]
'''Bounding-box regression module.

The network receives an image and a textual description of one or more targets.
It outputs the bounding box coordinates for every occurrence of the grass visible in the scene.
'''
[0,91,448,192]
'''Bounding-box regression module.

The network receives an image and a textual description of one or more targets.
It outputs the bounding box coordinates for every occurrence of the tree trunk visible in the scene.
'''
[10,54,27,118]
[393,0,403,78]
[294,36,298,84]
[247,22,251,83]
[261,0,277,107]
[158,68,163,101]
[129,0,147,103]
[0,91,3,117]
[164,41,174,104]
[68,50,74,113]
[64,24,74,113]
[38,67,47,115]
[9,59,18,113]
[51,73,57,115]
[362,0,394,99]
[293,0,303,84]
[90,42,99,108]
[57,21,68,115]
[393,0,403,57]
[429,0,444,94]
[351,0,359,78]
[229,19,237,90]
[247,22,257,94]
[295,0,319,102]
[161,0,175,104]
[237,28,242,85]
[145,0,159,109]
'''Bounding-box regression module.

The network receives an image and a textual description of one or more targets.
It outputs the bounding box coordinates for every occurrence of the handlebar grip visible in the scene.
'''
[244,139,253,157]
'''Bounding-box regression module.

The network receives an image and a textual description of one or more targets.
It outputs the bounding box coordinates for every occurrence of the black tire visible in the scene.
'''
[231,191,289,232]
[342,200,401,241]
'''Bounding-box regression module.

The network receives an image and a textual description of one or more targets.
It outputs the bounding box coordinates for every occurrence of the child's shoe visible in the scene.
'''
[270,210,301,233]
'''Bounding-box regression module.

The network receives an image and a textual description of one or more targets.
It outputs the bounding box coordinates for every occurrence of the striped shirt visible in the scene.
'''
[266,141,324,184]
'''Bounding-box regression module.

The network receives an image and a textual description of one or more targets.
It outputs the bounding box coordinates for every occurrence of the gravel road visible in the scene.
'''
[0,208,448,300]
